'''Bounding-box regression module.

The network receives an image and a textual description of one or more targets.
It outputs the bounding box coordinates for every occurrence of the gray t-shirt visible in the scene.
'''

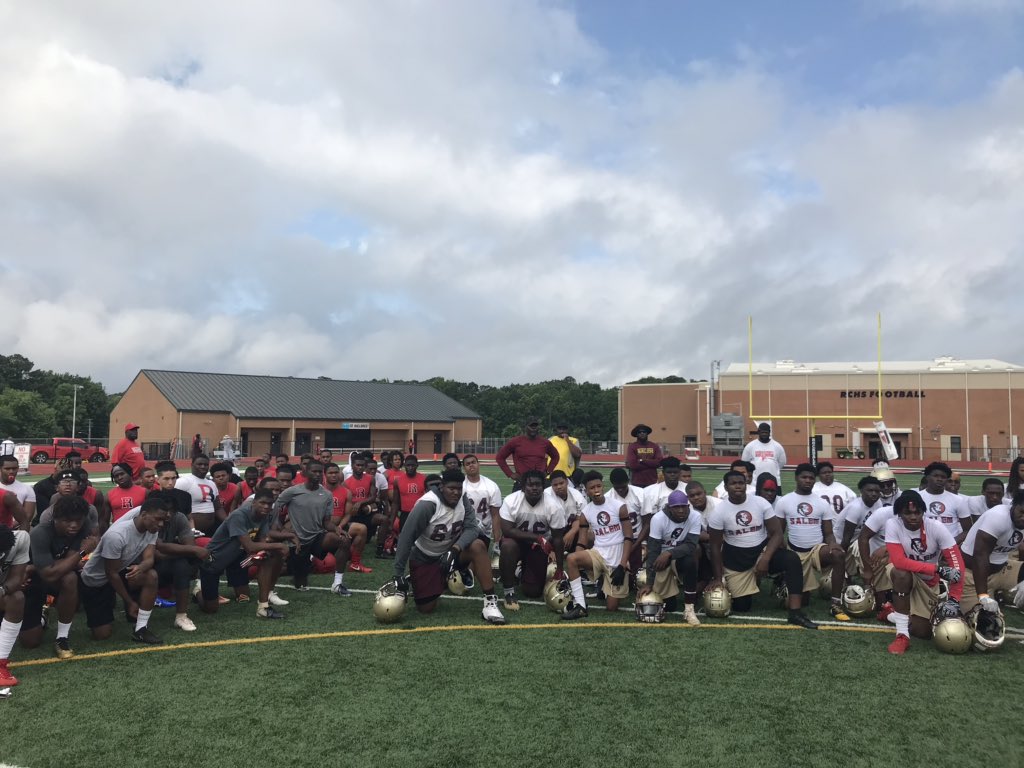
[30,509,98,570]
[80,515,158,587]
[202,502,272,573]
[123,507,191,546]
[274,484,332,545]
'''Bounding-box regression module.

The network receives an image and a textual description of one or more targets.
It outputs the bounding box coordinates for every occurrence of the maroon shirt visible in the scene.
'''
[496,436,559,479]
[626,441,663,487]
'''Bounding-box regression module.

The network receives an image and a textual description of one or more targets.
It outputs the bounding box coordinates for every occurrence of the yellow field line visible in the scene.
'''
[10,620,890,669]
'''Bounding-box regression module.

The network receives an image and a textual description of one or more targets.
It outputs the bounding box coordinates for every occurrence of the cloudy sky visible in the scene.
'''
[3,1,1024,392]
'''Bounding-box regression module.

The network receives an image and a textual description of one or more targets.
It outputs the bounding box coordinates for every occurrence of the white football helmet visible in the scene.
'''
[447,570,468,596]
[932,617,973,654]
[842,584,874,618]
[703,585,732,617]
[544,579,572,612]
[635,592,665,624]
[372,581,407,624]
[966,604,1006,652]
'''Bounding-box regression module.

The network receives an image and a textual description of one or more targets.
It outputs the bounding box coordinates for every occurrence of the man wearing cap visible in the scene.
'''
[495,417,559,491]
[549,422,582,477]
[625,424,662,488]
[111,423,146,480]
[640,489,703,625]
[742,422,787,486]
[220,434,236,462]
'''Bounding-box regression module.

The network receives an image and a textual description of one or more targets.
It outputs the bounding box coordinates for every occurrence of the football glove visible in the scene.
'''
[610,565,627,587]
[936,598,962,620]
[394,575,410,595]
[936,565,962,584]
[980,595,1000,613]
[533,536,553,555]
[440,549,459,577]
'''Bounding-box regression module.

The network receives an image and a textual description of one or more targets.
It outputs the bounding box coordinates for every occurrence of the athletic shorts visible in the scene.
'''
[516,540,549,589]
[884,563,940,620]
[409,555,445,606]
[21,575,62,631]
[651,561,681,599]
[79,571,139,629]
[299,531,333,561]
[864,548,892,591]
[587,550,629,599]
[790,543,826,592]
[199,556,250,603]
[959,560,1023,612]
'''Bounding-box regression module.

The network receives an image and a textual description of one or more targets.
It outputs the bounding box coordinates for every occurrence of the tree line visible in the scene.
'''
[0,354,118,441]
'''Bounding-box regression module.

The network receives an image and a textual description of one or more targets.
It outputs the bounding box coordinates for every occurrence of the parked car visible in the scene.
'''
[30,438,109,464]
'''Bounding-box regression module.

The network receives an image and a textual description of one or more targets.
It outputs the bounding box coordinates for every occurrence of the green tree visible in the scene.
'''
[0,389,58,438]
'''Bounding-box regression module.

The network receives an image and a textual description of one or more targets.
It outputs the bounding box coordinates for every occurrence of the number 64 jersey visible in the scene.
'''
[499,491,569,539]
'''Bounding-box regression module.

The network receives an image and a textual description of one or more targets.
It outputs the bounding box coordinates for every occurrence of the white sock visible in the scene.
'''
[0,618,23,659]
[134,609,153,632]
[333,572,344,587]
[569,577,587,609]
[893,611,909,637]
[57,621,72,640]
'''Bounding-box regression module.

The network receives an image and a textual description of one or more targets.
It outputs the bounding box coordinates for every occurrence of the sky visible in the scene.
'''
[3,0,1024,392]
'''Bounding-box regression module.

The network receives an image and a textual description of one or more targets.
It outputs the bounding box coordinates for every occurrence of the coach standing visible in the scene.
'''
[626,424,663,488]
[111,423,146,480]
[496,416,559,491]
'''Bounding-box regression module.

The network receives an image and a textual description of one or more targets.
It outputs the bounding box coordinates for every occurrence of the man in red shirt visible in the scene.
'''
[496,416,559,491]
[626,424,663,488]
[106,463,147,527]
[211,462,239,515]
[342,455,382,572]
[111,423,146,480]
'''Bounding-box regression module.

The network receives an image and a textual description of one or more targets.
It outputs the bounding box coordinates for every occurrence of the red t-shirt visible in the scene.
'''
[82,485,98,506]
[394,472,427,513]
[218,482,238,511]
[385,468,404,487]
[111,438,146,479]
[108,485,147,522]
[344,474,375,503]
[238,481,256,500]
[326,483,351,519]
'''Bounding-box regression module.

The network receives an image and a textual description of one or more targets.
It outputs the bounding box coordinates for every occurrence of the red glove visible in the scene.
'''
[534,536,552,555]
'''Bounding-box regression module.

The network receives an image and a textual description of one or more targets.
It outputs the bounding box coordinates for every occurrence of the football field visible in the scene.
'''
[4,465,1022,768]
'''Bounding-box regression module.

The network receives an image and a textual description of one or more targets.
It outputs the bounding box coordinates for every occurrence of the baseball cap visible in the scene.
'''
[124,423,140,432]
[667,490,689,507]
[57,470,77,481]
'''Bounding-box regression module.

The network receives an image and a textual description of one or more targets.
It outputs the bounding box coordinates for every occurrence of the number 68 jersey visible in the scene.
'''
[499,490,569,539]
[412,490,472,559]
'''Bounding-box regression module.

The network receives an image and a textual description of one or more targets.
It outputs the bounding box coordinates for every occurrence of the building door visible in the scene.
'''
[433,432,443,454]
[240,431,249,456]
[270,432,282,455]
[296,432,312,455]
[868,439,902,460]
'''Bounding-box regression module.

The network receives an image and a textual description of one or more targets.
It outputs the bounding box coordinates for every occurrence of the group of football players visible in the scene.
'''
[3,452,1022,688]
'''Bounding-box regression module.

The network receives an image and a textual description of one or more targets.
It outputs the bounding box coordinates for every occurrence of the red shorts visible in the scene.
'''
[518,541,549,588]
[409,557,445,605]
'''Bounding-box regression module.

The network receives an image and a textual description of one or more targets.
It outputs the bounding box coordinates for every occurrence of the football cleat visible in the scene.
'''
[54,638,74,659]
[447,570,468,596]
[256,606,286,619]
[830,602,851,622]
[787,612,818,630]
[331,583,352,597]
[842,584,875,618]
[544,580,573,613]
[683,604,701,626]
[174,615,198,632]
[703,585,732,618]
[268,591,289,606]
[503,594,521,612]
[931,617,972,654]
[888,634,910,655]
[348,562,373,573]
[372,581,407,624]
[966,604,1006,652]
[482,595,506,625]
[561,601,588,621]
[0,660,18,687]
[876,602,894,623]
[634,592,666,624]
[131,627,163,645]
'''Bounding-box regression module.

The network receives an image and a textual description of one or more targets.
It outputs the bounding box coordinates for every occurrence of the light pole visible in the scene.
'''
[71,385,83,439]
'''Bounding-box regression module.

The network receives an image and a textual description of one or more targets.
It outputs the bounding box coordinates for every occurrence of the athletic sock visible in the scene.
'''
[57,621,72,640]
[569,577,587,609]
[134,609,153,632]
[258,601,269,611]
[333,572,344,587]
[892,611,910,637]
[504,588,516,600]
[0,618,22,658]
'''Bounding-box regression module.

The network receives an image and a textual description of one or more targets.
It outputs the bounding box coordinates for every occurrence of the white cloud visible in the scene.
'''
[2,1,1024,394]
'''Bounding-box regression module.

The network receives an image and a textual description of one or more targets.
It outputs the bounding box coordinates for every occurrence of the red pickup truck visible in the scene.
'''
[31,438,110,464]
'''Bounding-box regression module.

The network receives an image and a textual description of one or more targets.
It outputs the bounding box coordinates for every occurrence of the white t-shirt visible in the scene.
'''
[968,494,996,518]
[713,481,754,499]
[544,486,585,525]
[862,506,896,554]
[499,491,568,539]
[649,508,703,550]
[0,529,30,582]
[689,495,718,533]
[960,505,1024,565]
[707,494,776,549]
[776,492,834,549]
[581,497,627,568]
[919,489,970,538]
[175,473,219,516]
[607,485,644,538]
[0,478,34,506]
[642,482,686,519]
[835,497,881,545]
[741,438,787,483]
[813,480,857,515]
[463,476,502,538]
[884,516,956,566]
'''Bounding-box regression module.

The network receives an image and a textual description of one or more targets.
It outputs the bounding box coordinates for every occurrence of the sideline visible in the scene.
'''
[10,617,892,669]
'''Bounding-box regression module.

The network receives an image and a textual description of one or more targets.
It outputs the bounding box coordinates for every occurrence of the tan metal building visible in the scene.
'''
[619,358,1024,463]
[110,369,482,459]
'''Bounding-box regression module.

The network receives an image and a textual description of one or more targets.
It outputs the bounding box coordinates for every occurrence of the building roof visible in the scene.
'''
[723,357,1024,376]
[138,370,481,421]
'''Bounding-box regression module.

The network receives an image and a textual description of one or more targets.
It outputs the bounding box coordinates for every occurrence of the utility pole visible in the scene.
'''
[71,385,83,439]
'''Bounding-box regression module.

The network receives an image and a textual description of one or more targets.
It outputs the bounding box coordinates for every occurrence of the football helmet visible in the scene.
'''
[372,581,407,624]
[635,591,665,624]
[635,569,648,589]
[703,585,732,617]
[966,604,1006,652]
[842,584,874,618]
[817,570,832,599]
[544,579,573,612]
[447,570,468,596]
[932,617,973,654]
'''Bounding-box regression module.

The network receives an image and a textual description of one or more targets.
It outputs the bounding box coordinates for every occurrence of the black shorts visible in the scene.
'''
[476,533,491,549]
[79,571,139,629]
[156,557,198,590]
[22,575,62,631]
[300,531,332,560]
[199,556,250,602]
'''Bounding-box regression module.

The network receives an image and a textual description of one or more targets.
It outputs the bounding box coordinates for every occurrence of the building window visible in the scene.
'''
[834,433,844,439]
[684,435,697,446]
[950,436,962,454]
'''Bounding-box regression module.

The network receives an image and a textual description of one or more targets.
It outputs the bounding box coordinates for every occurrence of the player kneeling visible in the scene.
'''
[198,489,296,619]
[561,471,633,620]
[390,469,505,624]
[640,489,702,626]
[883,491,965,654]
